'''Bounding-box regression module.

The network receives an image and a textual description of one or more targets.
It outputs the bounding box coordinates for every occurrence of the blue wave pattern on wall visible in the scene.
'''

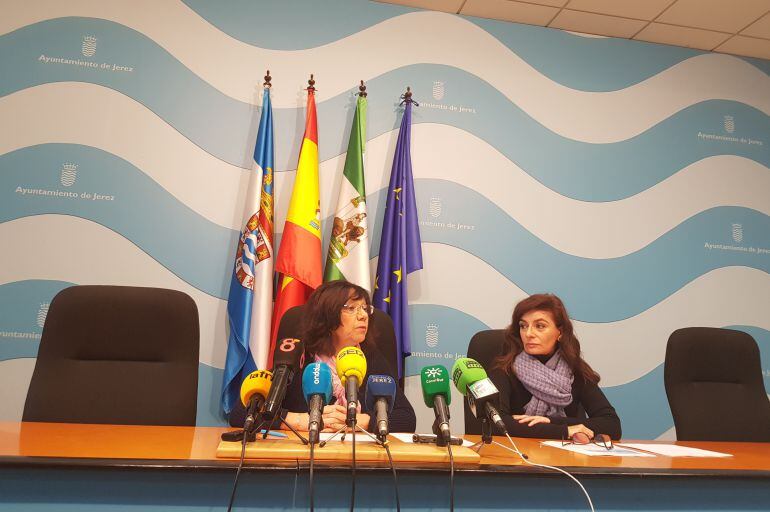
[467,17,702,92]
[0,280,73,361]
[0,145,238,298]
[181,0,413,50]
[3,19,768,201]
[391,180,770,322]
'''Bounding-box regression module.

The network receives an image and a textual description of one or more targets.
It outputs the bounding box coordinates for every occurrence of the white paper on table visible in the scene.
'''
[390,433,476,447]
[617,443,733,458]
[318,432,378,443]
[541,440,655,457]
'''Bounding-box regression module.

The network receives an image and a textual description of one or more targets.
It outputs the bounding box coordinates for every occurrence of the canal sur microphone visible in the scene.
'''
[240,370,274,433]
[451,358,507,434]
[420,365,452,443]
[336,347,367,426]
[262,338,304,420]
[302,362,333,444]
[364,375,396,439]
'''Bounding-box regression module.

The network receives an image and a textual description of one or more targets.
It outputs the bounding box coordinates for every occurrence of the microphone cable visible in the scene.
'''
[447,441,455,512]
[349,426,357,512]
[309,438,316,512]
[382,440,401,512]
[496,433,595,512]
[226,419,266,512]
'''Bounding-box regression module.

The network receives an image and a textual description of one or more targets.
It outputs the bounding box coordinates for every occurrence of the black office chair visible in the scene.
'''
[277,304,399,377]
[664,327,770,442]
[23,285,200,426]
[464,329,507,434]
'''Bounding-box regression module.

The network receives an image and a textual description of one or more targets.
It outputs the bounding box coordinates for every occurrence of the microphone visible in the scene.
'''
[262,338,304,420]
[336,346,367,426]
[451,358,507,434]
[302,362,333,444]
[240,370,274,433]
[364,375,396,439]
[420,365,452,444]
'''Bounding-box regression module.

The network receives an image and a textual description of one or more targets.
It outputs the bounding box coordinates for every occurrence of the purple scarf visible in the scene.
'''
[513,349,573,417]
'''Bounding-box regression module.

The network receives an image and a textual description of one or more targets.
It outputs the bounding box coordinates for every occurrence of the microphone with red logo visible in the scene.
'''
[262,338,304,421]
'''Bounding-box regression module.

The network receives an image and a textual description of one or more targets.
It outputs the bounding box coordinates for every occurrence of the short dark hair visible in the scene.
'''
[302,280,372,357]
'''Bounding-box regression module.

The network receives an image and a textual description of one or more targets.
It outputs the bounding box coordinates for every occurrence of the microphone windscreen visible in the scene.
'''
[302,362,333,405]
[336,346,367,386]
[240,370,273,406]
[272,338,304,369]
[420,364,452,408]
[450,358,487,396]
[364,375,396,412]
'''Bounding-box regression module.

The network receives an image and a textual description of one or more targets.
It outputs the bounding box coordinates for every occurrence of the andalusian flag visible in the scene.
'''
[323,94,370,293]
[221,86,275,414]
[373,94,423,377]
[270,85,322,365]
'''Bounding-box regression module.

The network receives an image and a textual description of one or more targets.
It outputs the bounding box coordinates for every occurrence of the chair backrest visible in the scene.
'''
[23,285,200,426]
[464,329,507,434]
[277,305,399,376]
[664,327,770,442]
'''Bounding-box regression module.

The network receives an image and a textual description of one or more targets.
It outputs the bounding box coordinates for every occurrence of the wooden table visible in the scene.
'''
[1,422,769,511]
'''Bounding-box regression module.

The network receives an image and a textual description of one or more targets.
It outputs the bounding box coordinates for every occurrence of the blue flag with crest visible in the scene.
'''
[221,87,275,414]
[373,96,423,377]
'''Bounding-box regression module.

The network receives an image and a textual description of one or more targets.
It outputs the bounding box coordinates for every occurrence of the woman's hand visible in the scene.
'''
[513,414,551,427]
[567,423,594,439]
[321,404,348,432]
[285,412,309,431]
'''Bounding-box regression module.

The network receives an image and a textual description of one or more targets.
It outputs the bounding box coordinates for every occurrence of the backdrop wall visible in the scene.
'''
[1,0,768,438]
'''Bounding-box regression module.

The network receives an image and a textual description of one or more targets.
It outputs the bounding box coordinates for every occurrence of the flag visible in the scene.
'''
[372,95,423,377]
[221,86,275,414]
[323,94,370,293]
[270,86,322,365]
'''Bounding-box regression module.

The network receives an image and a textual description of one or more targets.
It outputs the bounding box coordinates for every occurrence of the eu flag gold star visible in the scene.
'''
[393,187,402,200]
[393,267,402,283]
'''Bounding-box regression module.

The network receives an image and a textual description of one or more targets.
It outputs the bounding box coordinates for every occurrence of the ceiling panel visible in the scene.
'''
[564,0,674,21]
[634,22,731,50]
[375,0,464,13]
[715,34,770,59]
[461,0,559,25]
[549,9,647,38]
[657,0,770,33]
[523,0,570,7]
[741,11,770,39]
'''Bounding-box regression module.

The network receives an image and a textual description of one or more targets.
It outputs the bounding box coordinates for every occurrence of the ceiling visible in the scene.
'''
[374,0,770,60]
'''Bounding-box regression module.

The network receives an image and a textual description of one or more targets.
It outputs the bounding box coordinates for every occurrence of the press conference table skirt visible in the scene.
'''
[1,422,769,512]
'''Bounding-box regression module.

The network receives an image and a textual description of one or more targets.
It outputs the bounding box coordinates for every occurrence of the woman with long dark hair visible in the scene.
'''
[489,294,621,440]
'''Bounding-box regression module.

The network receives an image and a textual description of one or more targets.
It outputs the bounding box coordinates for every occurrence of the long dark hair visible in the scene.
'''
[301,280,372,357]
[492,294,600,384]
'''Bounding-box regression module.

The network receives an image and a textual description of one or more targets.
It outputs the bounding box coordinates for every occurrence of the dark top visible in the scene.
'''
[229,342,417,433]
[489,365,622,440]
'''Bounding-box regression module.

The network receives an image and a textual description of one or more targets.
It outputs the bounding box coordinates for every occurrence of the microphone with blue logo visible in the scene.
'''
[302,362,333,445]
[364,375,397,441]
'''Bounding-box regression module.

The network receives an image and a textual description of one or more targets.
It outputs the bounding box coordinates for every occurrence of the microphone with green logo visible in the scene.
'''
[420,365,453,444]
[451,358,507,434]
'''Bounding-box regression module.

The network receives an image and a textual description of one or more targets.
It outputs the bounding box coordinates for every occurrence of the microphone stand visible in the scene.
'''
[263,409,310,444]
[319,420,381,446]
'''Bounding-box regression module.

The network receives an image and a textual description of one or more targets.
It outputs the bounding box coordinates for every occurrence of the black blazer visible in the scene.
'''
[229,342,416,433]
[489,367,622,440]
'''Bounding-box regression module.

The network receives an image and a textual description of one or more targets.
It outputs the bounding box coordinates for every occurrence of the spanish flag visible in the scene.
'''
[270,85,322,364]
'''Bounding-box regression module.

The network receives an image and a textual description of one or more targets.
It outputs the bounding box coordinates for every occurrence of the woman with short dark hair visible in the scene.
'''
[489,293,621,440]
[230,280,416,434]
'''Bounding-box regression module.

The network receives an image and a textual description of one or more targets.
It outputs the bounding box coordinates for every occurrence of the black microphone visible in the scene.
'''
[262,338,304,420]
[364,375,397,439]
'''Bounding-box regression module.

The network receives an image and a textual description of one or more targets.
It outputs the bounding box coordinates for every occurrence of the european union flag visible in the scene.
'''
[373,93,423,377]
